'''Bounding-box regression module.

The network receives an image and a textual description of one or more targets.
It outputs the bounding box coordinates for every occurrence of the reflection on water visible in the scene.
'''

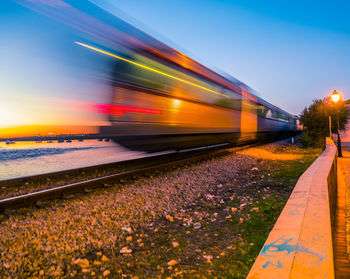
[0,140,146,180]
[0,146,98,161]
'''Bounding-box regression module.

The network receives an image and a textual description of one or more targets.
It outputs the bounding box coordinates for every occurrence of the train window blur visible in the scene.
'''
[214,89,241,110]
[242,98,258,114]
[257,104,268,117]
[257,103,291,122]
[113,51,241,110]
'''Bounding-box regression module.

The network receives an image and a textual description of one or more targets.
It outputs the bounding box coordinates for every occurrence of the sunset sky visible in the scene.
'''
[1,1,113,136]
[1,0,350,137]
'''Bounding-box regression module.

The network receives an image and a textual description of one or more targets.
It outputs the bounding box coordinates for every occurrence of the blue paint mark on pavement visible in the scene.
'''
[262,260,283,269]
[260,236,325,268]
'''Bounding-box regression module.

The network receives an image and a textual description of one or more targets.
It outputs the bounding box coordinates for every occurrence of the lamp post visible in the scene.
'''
[331,90,343,157]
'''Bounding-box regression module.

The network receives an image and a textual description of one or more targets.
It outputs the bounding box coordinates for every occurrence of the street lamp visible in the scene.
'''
[331,91,341,103]
[330,90,343,157]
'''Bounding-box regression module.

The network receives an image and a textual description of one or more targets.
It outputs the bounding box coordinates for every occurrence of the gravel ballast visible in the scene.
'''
[0,142,321,278]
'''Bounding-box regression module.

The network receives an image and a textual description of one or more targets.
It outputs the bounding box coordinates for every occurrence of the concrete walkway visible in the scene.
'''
[247,138,336,279]
[334,148,350,278]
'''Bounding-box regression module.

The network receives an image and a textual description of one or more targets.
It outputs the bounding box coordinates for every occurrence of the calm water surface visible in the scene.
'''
[0,140,147,180]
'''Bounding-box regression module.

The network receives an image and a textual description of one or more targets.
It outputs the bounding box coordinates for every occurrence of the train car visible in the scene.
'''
[99,43,300,151]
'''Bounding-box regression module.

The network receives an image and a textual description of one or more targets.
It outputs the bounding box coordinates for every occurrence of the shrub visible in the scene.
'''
[300,98,349,147]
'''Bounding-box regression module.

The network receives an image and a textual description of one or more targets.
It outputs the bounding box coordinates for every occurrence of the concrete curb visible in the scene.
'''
[247,138,336,279]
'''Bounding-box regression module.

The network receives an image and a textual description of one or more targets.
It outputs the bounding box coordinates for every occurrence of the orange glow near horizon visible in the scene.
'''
[0,96,111,137]
[0,125,99,138]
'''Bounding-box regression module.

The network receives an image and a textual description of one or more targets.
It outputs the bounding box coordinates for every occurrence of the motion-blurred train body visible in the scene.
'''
[100,39,301,151]
[16,0,301,152]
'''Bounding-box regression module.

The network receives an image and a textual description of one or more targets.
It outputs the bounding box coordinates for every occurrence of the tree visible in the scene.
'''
[300,97,349,146]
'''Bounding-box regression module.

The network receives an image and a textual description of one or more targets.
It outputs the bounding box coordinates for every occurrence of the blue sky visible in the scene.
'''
[111,0,350,114]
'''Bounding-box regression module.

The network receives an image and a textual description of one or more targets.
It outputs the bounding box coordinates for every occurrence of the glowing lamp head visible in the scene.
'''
[331,90,341,103]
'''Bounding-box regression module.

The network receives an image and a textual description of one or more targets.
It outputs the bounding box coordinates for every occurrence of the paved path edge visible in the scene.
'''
[247,138,336,279]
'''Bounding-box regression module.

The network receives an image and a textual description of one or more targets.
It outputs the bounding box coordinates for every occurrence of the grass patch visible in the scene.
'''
[267,146,322,180]
[207,197,286,279]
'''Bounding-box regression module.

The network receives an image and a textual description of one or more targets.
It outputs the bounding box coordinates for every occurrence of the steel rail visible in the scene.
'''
[0,136,294,211]
[0,143,235,211]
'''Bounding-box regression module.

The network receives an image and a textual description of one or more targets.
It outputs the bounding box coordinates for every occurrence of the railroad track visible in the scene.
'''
[0,137,293,212]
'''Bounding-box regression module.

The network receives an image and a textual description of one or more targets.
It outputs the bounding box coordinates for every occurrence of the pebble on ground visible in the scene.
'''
[0,143,319,278]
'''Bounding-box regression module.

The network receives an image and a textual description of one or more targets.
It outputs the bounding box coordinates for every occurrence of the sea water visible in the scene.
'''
[0,140,146,180]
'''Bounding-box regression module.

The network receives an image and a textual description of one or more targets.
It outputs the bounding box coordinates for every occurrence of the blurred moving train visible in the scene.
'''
[16,0,301,152]
[100,46,301,151]
[96,11,300,151]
